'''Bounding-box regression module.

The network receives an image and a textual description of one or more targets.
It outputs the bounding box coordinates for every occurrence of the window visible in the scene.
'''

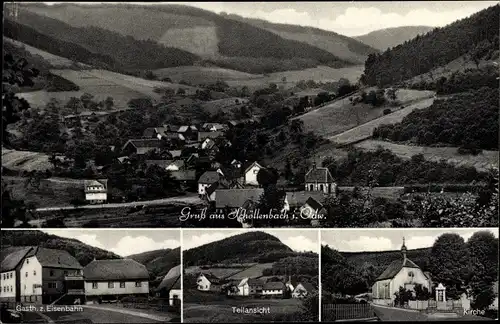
[135,282,142,287]
[10,273,13,279]
[25,272,28,278]
[10,286,12,292]
[92,282,98,289]
[120,282,125,288]
[48,283,57,289]
[26,259,29,264]
[24,285,26,290]
[108,282,114,288]
[309,184,313,191]
[33,270,36,276]
[320,184,324,191]
[253,170,258,174]
[50,270,54,276]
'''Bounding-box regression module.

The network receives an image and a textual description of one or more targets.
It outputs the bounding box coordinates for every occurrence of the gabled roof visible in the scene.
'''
[1,247,32,272]
[168,150,182,158]
[202,123,226,131]
[84,259,149,281]
[305,197,323,211]
[297,282,316,292]
[215,189,264,209]
[200,272,220,283]
[286,191,326,207]
[163,124,180,132]
[84,179,108,191]
[122,139,163,151]
[26,247,82,270]
[198,171,221,184]
[375,258,421,281]
[305,166,335,183]
[247,278,264,286]
[198,131,224,142]
[156,265,181,291]
[244,161,264,174]
[263,281,286,290]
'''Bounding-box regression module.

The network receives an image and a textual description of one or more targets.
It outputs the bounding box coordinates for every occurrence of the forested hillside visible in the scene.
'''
[361,4,499,86]
[355,26,434,51]
[183,231,293,267]
[128,248,181,278]
[0,230,121,266]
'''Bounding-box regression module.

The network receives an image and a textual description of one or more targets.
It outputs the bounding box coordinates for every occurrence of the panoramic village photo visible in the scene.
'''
[0,229,181,323]
[182,229,319,322]
[321,228,499,322]
[2,1,499,228]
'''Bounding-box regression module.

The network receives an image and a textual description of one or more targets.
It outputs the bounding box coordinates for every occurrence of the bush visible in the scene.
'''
[383,108,392,115]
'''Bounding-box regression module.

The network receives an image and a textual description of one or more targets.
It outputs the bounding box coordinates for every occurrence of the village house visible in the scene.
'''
[236,278,264,296]
[145,160,185,171]
[196,273,221,292]
[283,191,326,215]
[244,161,265,186]
[305,162,336,194]
[168,150,182,159]
[198,131,224,143]
[84,179,108,204]
[292,282,316,298]
[83,259,149,303]
[19,247,84,304]
[156,265,181,307]
[262,281,286,298]
[372,239,431,306]
[122,139,164,156]
[198,171,221,196]
[177,125,198,141]
[0,247,33,304]
[201,123,227,132]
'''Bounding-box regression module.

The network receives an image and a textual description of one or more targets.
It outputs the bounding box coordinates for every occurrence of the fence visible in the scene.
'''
[323,304,377,321]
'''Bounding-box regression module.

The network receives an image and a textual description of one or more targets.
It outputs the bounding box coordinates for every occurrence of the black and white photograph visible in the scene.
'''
[0,229,181,323]
[182,229,319,322]
[2,1,498,229]
[321,228,499,321]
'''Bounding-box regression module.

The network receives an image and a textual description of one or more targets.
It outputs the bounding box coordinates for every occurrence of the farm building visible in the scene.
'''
[305,162,336,194]
[122,139,164,155]
[0,247,34,303]
[196,273,221,292]
[156,265,181,307]
[372,238,431,306]
[292,282,316,298]
[244,161,265,186]
[262,281,286,298]
[198,171,222,195]
[237,278,264,296]
[84,179,108,204]
[83,259,149,303]
[19,247,84,304]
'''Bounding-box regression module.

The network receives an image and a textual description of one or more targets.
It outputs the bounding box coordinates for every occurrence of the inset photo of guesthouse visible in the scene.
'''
[182,229,319,322]
[321,228,499,322]
[0,229,181,323]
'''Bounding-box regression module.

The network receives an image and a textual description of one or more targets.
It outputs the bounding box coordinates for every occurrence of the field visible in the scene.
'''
[4,37,88,68]
[158,26,220,57]
[154,66,259,84]
[184,266,250,280]
[17,69,199,109]
[328,96,435,145]
[184,262,274,281]
[297,89,434,140]
[184,298,305,322]
[354,140,499,172]
[201,97,250,115]
[226,263,275,280]
[2,148,52,172]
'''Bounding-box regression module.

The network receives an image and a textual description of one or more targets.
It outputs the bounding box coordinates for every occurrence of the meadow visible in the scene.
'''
[2,148,52,172]
[354,140,499,172]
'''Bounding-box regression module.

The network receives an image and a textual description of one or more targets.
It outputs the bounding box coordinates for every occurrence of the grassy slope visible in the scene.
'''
[2,148,52,172]
[128,248,181,278]
[355,26,434,51]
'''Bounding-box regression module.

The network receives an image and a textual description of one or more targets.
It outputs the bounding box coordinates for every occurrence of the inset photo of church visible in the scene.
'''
[182,229,319,322]
[321,228,499,321]
[0,229,181,323]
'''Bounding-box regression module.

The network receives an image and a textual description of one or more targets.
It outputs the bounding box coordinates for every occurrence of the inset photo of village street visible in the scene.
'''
[0,229,181,323]
[321,228,499,322]
[182,229,319,322]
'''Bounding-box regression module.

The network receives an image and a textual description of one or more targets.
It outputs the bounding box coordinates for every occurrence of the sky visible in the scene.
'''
[41,229,180,257]
[183,229,319,253]
[41,1,497,36]
[321,228,499,252]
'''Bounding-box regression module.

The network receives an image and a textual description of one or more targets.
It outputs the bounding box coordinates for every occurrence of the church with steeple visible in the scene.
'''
[372,238,432,305]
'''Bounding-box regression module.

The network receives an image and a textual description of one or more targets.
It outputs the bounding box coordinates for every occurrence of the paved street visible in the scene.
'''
[372,305,493,322]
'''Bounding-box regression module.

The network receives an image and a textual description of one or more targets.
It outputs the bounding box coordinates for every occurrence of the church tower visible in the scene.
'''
[401,237,407,263]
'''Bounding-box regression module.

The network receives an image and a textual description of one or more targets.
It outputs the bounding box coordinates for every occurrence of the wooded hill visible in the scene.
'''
[355,26,434,51]
[183,231,295,267]
[0,230,179,279]
[10,3,369,74]
[361,4,499,86]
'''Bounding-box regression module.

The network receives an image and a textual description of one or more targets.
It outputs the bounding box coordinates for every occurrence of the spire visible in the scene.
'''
[312,161,317,169]
[401,237,407,263]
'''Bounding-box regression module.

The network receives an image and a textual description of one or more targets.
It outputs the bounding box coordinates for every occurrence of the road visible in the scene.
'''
[35,194,202,212]
[21,305,175,323]
[372,304,492,321]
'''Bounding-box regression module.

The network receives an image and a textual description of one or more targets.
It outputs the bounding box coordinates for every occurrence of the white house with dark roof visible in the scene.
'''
[262,281,286,297]
[305,162,336,194]
[84,179,108,204]
[198,171,222,196]
[0,247,32,303]
[244,161,265,186]
[122,139,164,155]
[83,259,149,303]
[19,247,84,304]
[156,265,181,307]
[292,282,316,298]
[372,239,431,306]
[197,273,221,292]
